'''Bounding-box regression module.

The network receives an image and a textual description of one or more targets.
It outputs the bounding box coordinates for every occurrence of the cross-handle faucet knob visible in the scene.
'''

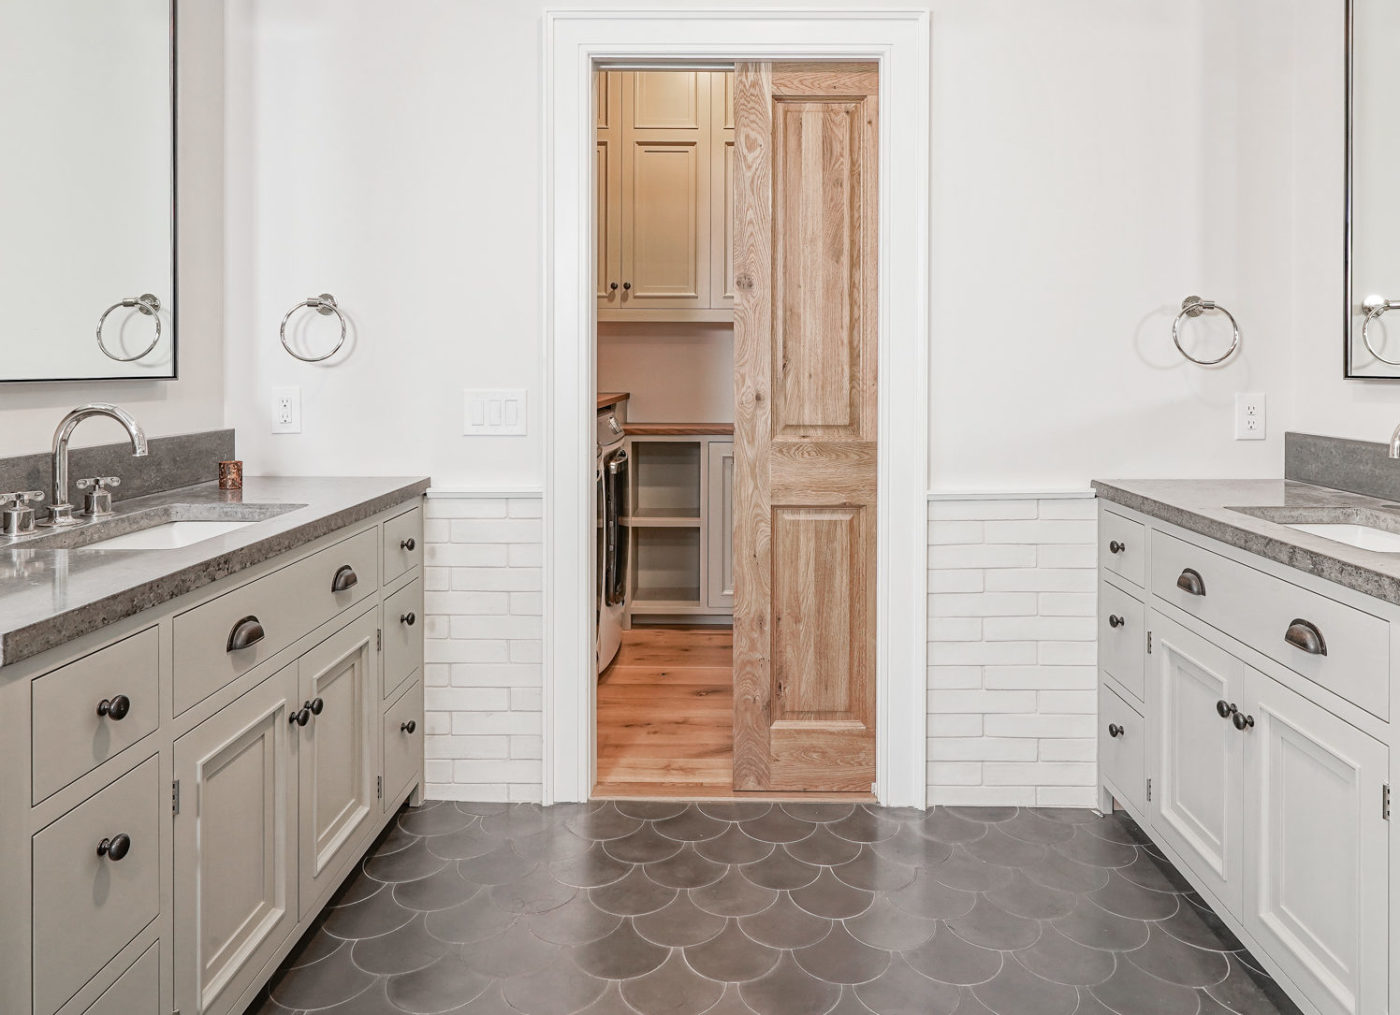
[75,476,122,517]
[0,490,46,537]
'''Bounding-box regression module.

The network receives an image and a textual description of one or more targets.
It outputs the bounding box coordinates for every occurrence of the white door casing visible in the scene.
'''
[543,9,931,806]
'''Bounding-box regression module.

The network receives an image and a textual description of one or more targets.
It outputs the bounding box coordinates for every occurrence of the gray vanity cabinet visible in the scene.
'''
[297,609,380,917]
[173,663,301,1015]
[0,495,425,1015]
[1099,501,1392,1015]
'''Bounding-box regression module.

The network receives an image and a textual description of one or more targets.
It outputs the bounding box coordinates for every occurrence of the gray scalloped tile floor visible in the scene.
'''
[244,802,1302,1015]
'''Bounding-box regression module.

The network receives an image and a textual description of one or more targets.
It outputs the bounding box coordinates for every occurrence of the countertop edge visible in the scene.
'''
[1092,479,1400,608]
[0,477,430,670]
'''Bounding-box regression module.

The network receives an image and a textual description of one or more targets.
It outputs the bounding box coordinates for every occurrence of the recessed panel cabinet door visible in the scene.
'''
[1242,668,1388,1015]
[298,610,378,918]
[1147,611,1244,916]
[619,71,712,309]
[732,62,879,792]
[174,663,300,1015]
[595,71,622,305]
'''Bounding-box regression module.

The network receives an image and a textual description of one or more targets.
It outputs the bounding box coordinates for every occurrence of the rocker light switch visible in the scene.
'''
[464,389,527,436]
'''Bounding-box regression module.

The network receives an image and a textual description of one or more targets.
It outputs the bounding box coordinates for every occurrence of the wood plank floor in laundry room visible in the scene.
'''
[595,626,735,795]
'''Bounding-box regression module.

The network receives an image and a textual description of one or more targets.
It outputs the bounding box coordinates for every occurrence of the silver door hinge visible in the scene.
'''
[1147,631,1153,654]
[1384,784,1391,821]
[377,775,383,800]
[377,628,383,651]
[172,779,181,816]
[1146,777,1152,802]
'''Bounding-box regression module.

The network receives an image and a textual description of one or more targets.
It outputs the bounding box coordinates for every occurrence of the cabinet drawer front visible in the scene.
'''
[173,528,377,713]
[31,627,160,804]
[384,579,423,700]
[33,756,161,1015]
[70,941,160,1015]
[1098,581,1144,701]
[383,678,423,810]
[1098,684,1144,815]
[1100,509,1144,587]
[1151,530,1390,720]
[383,506,423,585]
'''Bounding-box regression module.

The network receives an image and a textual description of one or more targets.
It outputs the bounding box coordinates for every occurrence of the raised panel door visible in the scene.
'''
[619,70,712,310]
[710,71,735,309]
[1243,667,1388,1015]
[706,440,734,610]
[297,610,378,918]
[595,71,622,306]
[1147,611,1245,915]
[174,663,299,1015]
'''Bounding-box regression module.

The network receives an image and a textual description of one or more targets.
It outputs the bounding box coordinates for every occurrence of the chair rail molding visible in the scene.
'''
[543,9,932,806]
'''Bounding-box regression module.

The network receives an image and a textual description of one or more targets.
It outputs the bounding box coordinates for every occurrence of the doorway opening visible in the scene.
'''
[591,62,880,800]
[543,10,931,809]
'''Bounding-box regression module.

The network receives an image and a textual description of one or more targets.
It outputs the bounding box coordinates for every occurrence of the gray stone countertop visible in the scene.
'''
[0,475,430,670]
[1092,477,1400,606]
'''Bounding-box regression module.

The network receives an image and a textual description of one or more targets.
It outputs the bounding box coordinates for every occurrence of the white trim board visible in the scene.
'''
[543,9,932,806]
[927,490,1097,502]
[426,488,544,499]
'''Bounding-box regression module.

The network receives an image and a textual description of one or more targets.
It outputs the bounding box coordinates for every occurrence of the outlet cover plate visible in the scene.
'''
[1234,392,1265,441]
[464,389,527,436]
[272,386,302,434]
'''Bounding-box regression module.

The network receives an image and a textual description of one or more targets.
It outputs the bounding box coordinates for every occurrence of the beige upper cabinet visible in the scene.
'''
[597,70,733,322]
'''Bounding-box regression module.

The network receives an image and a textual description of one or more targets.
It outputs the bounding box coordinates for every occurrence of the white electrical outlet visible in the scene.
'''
[272,386,302,434]
[463,389,527,436]
[1234,392,1265,440]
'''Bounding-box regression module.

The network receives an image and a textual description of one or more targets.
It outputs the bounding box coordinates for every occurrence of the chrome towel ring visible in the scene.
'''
[96,294,161,362]
[1172,296,1240,366]
[1361,295,1400,365]
[280,293,347,363]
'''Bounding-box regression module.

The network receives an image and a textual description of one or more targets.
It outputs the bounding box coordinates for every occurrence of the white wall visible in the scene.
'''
[221,0,1307,494]
[597,323,733,423]
[0,2,224,457]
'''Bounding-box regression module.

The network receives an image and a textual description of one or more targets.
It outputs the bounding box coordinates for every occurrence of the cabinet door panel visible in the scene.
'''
[1243,668,1388,1015]
[706,440,735,610]
[710,71,735,309]
[1147,611,1244,915]
[595,71,622,306]
[174,664,299,1015]
[298,611,378,917]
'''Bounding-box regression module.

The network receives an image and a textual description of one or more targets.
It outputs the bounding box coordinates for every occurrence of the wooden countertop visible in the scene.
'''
[623,422,735,436]
[597,392,630,409]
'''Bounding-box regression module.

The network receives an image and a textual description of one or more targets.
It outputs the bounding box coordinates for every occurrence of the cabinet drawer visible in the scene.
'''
[67,941,160,1015]
[31,627,160,804]
[1099,580,1144,701]
[383,678,423,810]
[1101,509,1144,587]
[383,579,423,700]
[383,505,423,585]
[173,527,377,713]
[33,756,161,1015]
[1099,684,1144,816]
[1151,530,1390,720]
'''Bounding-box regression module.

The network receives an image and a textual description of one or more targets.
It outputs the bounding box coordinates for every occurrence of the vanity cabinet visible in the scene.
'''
[1098,502,1392,1015]
[596,70,734,323]
[0,497,425,1015]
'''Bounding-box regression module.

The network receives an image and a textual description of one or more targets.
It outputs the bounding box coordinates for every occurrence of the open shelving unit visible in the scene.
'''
[624,433,733,622]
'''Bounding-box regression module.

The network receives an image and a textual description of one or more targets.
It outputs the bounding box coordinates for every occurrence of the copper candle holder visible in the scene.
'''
[218,460,244,491]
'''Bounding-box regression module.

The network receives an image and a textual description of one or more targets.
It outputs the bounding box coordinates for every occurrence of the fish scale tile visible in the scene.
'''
[244,804,1301,1015]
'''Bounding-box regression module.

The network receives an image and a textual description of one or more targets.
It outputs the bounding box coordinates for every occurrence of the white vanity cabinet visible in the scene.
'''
[1098,501,1392,1015]
[0,497,426,1015]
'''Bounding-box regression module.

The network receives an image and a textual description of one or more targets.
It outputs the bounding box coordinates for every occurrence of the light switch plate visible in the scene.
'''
[464,389,527,436]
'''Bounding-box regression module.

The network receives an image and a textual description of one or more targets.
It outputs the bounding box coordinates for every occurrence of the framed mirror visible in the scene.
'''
[1346,0,1400,377]
[0,0,176,382]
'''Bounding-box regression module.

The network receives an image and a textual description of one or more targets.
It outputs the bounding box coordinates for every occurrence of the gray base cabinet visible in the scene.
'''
[1098,502,1392,1015]
[0,497,426,1015]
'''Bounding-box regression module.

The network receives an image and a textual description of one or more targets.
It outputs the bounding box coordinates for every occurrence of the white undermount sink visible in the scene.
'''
[84,520,256,551]
[1286,522,1400,553]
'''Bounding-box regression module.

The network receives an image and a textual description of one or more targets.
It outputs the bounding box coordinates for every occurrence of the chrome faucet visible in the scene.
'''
[1390,422,1400,460]
[44,403,148,526]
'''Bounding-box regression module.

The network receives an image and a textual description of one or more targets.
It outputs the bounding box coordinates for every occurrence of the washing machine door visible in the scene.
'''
[604,447,629,607]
